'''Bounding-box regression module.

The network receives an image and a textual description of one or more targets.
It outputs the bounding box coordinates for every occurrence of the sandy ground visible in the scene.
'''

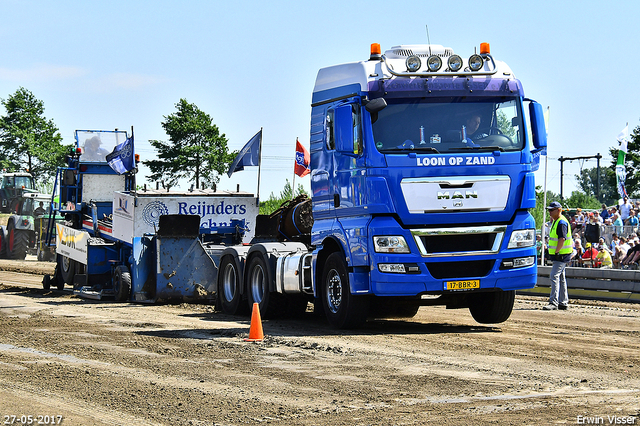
[0,260,639,425]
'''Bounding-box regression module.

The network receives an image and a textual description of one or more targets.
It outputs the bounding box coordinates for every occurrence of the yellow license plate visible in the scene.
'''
[445,280,480,290]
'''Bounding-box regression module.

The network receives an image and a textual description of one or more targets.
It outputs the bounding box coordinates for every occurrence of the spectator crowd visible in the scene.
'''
[538,196,640,269]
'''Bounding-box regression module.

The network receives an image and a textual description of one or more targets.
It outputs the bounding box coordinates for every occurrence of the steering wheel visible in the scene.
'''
[474,126,513,145]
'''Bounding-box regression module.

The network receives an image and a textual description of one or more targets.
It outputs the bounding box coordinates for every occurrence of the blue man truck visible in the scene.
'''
[46,41,546,330]
[215,41,547,328]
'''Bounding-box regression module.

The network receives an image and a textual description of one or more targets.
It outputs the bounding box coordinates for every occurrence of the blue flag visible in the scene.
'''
[106,135,135,174]
[227,129,261,177]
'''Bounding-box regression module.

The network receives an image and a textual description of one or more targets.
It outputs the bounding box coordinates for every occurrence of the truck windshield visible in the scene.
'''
[76,130,129,163]
[371,97,524,153]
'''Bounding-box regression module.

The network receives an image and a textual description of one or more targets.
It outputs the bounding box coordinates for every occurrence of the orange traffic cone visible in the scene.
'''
[244,303,264,342]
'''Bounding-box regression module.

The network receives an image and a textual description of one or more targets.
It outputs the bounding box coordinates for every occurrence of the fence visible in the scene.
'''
[519,265,640,303]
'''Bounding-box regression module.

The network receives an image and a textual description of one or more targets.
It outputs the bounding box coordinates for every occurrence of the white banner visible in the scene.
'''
[56,224,89,264]
[113,192,258,244]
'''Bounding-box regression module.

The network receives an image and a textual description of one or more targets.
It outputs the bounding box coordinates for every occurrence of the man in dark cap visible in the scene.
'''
[544,201,571,310]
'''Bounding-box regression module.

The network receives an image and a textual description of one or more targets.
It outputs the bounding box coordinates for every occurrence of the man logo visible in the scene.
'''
[437,190,478,200]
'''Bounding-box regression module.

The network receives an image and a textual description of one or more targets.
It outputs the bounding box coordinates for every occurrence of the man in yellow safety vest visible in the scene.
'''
[544,201,572,310]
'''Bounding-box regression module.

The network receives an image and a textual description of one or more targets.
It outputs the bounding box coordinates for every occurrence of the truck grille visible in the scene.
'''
[411,225,506,257]
[426,260,495,280]
[418,233,496,254]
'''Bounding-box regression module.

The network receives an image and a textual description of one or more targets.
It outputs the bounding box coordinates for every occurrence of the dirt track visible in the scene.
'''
[0,260,639,425]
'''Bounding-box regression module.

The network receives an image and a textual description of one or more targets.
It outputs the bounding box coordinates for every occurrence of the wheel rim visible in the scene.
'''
[9,228,14,251]
[222,263,237,302]
[250,263,265,303]
[326,269,342,314]
[61,256,71,273]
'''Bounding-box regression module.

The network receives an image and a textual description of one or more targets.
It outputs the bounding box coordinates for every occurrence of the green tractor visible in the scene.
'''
[0,172,36,213]
[0,191,60,261]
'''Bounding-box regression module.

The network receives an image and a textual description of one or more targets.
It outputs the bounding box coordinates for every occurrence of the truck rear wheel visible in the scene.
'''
[246,254,284,319]
[217,256,247,315]
[468,290,515,324]
[321,252,369,329]
[8,222,28,260]
[114,265,131,302]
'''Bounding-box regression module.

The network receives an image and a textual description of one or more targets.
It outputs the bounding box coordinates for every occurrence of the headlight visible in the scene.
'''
[427,55,442,72]
[508,229,535,249]
[500,256,535,270]
[406,55,421,72]
[378,263,421,274]
[468,54,483,71]
[448,55,463,71]
[373,236,411,253]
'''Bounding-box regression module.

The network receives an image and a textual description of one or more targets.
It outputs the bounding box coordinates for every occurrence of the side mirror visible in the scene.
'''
[364,97,387,113]
[335,104,357,156]
[529,101,547,150]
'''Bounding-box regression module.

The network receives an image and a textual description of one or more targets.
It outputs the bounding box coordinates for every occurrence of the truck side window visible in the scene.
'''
[352,104,363,155]
[326,110,335,150]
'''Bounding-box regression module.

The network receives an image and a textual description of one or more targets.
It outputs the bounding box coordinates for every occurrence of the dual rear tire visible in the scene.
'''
[216,251,369,329]
[216,254,299,320]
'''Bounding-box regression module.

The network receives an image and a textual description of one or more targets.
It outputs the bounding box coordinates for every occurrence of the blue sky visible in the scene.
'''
[1,0,639,201]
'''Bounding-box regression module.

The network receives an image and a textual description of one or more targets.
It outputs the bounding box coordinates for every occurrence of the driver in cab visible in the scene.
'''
[463,114,483,146]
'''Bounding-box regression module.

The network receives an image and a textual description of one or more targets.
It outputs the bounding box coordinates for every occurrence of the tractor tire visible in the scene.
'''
[8,222,28,260]
[42,274,51,290]
[114,265,132,302]
[0,226,7,258]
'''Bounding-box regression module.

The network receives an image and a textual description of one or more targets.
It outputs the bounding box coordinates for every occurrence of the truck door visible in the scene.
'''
[333,103,369,267]
[333,103,366,213]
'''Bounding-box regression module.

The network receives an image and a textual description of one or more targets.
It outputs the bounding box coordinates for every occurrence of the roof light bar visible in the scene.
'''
[468,54,484,71]
[427,56,442,72]
[448,55,463,72]
[406,55,421,72]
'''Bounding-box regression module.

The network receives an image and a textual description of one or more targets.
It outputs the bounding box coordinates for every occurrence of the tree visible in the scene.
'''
[564,191,601,210]
[497,111,516,141]
[145,99,235,188]
[532,186,561,229]
[259,179,308,215]
[0,87,69,187]
[575,166,617,206]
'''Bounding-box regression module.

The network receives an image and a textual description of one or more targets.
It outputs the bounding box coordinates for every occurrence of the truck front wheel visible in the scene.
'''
[321,252,369,329]
[468,290,515,324]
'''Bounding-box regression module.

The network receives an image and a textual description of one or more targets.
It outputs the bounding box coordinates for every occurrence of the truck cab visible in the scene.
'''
[309,43,547,327]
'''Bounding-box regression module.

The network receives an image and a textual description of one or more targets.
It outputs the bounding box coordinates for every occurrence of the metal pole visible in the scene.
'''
[542,153,549,265]
[256,127,263,207]
[559,156,564,200]
[596,153,601,202]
